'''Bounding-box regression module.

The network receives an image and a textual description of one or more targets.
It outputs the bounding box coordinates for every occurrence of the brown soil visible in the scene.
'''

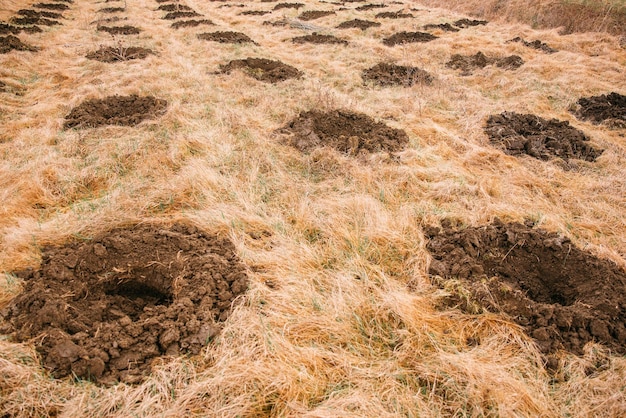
[220,58,303,83]
[355,4,386,11]
[362,63,433,87]
[217,3,245,7]
[34,3,69,11]
[375,11,413,19]
[0,35,37,54]
[163,11,202,20]
[241,10,271,16]
[336,18,380,30]
[0,223,249,384]
[453,18,488,28]
[292,33,348,45]
[97,25,141,35]
[0,23,21,34]
[298,10,336,21]
[64,95,167,129]
[570,92,626,128]
[273,3,304,10]
[484,112,603,162]
[280,109,409,155]
[157,4,193,12]
[10,16,60,26]
[507,37,557,53]
[423,22,459,32]
[17,9,63,19]
[99,7,125,13]
[171,19,215,29]
[86,46,154,63]
[426,220,626,356]
[446,52,523,75]
[382,31,438,46]
[197,31,257,44]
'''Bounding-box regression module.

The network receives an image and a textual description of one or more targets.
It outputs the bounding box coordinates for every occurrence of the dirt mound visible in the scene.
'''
[220,58,302,83]
[423,22,459,32]
[280,109,409,155]
[0,223,249,384]
[446,52,523,75]
[86,46,154,62]
[507,37,557,53]
[375,11,413,18]
[241,10,271,16]
[292,33,348,45]
[157,4,193,12]
[34,3,69,11]
[0,23,21,34]
[198,31,257,44]
[298,10,335,21]
[97,25,141,35]
[17,9,63,19]
[453,18,488,28]
[273,3,304,10]
[10,16,60,26]
[362,62,433,87]
[356,3,385,11]
[64,95,167,129]
[484,112,602,162]
[426,220,626,355]
[163,11,202,20]
[336,18,380,30]
[171,19,214,29]
[0,35,37,54]
[570,92,626,128]
[99,7,124,13]
[383,31,438,46]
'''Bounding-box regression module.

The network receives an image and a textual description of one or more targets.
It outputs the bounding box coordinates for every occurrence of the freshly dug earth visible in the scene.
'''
[292,33,348,45]
[171,19,214,29]
[163,11,202,20]
[507,37,557,53]
[220,58,302,83]
[362,63,433,87]
[0,23,22,35]
[484,112,603,162]
[17,9,63,19]
[0,223,248,384]
[454,18,488,28]
[375,11,413,18]
[280,109,409,155]
[198,31,257,44]
[97,25,141,35]
[571,92,626,128]
[99,7,125,13]
[10,16,60,26]
[383,31,438,46]
[0,35,37,54]
[336,18,381,30]
[241,10,270,16]
[446,52,524,75]
[423,22,459,32]
[298,10,335,21]
[157,4,193,11]
[34,3,69,11]
[356,4,386,11]
[426,220,626,355]
[86,46,154,62]
[273,3,304,10]
[64,95,167,129]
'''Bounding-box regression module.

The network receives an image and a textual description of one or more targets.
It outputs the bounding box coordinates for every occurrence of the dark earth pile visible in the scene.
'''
[453,18,488,28]
[86,46,154,62]
[292,33,348,45]
[423,22,459,32]
[426,220,626,356]
[273,3,304,10]
[336,19,381,30]
[157,4,193,12]
[0,23,23,35]
[356,4,386,11]
[220,58,303,83]
[0,223,248,384]
[484,112,603,161]
[64,95,167,129]
[171,19,214,29]
[298,10,335,21]
[10,16,60,26]
[383,31,438,46]
[97,25,141,35]
[280,109,409,155]
[0,35,37,54]
[33,3,69,11]
[17,9,63,19]
[99,7,125,13]
[198,31,257,44]
[163,11,202,20]
[507,37,557,53]
[241,10,270,16]
[571,92,626,128]
[375,11,413,19]
[446,52,524,75]
[362,63,433,87]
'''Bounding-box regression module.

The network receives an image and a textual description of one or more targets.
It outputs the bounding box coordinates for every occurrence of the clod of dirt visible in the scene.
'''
[157,4,193,12]
[0,223,249,384]
[355,3,386,11]
[197,31,257,44]
[362,63,433,87]
[86,46,154,63]
[336,18,381,30]
[17,9,63,19]
[240,10,271,16]
[64,95,167,129]
[10,16,60,26]
[34,3,69,11]
[273,3,304,10]
[446,52,523,75]
[163,11,202,20]
[423,22,459,32]
[220,58,303,83]
[280,109,409,155]
[171,19,215,29]
[0,35,37,54]
[507,37,557,53]
[99,7,125,13]
[298,10,336,21]
[292,33,348,45]
[484,111,603,162]
[426,220,626,355]
[453,18,488,28]
[375,11,413,19]
[97,25,141,35]
[570,92,626,128]
[0,23,21,34]
[382,31,438,46]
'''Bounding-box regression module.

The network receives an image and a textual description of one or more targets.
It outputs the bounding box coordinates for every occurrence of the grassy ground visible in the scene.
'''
[1,0,626,416]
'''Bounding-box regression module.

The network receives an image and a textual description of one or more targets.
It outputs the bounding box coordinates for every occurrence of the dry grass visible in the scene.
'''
[1,0,626,416]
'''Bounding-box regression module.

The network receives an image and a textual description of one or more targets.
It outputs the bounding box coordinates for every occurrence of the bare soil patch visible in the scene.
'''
[336,18,380,30]
[423,22,459,32]
[0,35,37,53]
[64,95,167,129]
[163,11,202,20]
[507,37,557,53]
[97,25,141,35]
[99,7,125,13]
[426,220,626,356]
[198,31,257,44]
[453,18,488,28]
[10,16,60,26]
[86,46,154,63]
[0,223,248,384]
[34,3,69,11]
[17,9,63,19]
[484,112,603,162]
[362,63,433,87]
[220,58,302,83]
[375,11,413,19]
[446,52,523,75]
[241,10,271,16]
[0,23,22,35]
[383,31,437,46]
[157,4,193,12]
[273,3,304,10]
[570,92,626,128]
[355,3,385,11]
[298,10,336,21]
[280,109,409,155]
[171,19,215,29]
[292,33,348,45]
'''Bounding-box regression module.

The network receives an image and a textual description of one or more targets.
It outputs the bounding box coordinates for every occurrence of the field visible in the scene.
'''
[1,0,626,416]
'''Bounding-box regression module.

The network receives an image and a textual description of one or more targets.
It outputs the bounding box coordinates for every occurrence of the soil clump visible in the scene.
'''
[220,58,302,83]
[97,25,141,35]
[86,46,154,62]
[423,22,459,32]
[0,35,37,53]
[241,10,271,16]
[34,3,69,11]
[99,7,125,13]
[336,18,380,30]
[375,11,413,18]
[273,3,304,10]
[484,112,603,162]
[10,16,60,26]
[570,92,626,128]
[453,18,488,28]
[0,223,249,384]
[163,11,202,20]
[355,3,385,11]
[298,10,336,21]
[426,220,626,356]
[507,37,557,53]
[383,31,437,46]
[198,31,257,44]
[17,9,63,19]
[157,4,193,12]
[446,51,523,75]
[362,62,433,87]
[292,33,348,45]
[0,23,22,35]
[64,95,167,129]
[171,19,214,29]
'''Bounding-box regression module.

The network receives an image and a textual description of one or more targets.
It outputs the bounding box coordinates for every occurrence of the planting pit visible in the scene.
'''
[337,18,380,30]
[356,4,386,11]
[507,37,557,53]
[0,35,37,53]
[34,3,69,11]
[157,4,193,12]
[279,109,409,155]
[99,7,125,13]
[453,18,487,28]
[0,223,249,384]
[240,10,271,16]
[220,58,302,83]
[383,31,437,46]
[273,3,304,10]
[570,92,626,128]
[0,23,22,35]
[362,62,433,86]
[17,9,63,19]
[86,46,154,62]
[163,11,202,20]
[484,111,603,162]
[198,31,257,44]
[446,52,523,75]
[375,11,413,19]
[423,22,459,32]
[298,10,335,21]
[171,19,215,29]
[292,33,348,45]
[97,25,141,35]
[64,95,167,129]
[426,220,626,355]
[10,16,60,26]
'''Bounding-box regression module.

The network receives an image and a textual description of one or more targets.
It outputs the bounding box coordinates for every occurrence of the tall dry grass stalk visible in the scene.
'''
[1,0,625,416]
